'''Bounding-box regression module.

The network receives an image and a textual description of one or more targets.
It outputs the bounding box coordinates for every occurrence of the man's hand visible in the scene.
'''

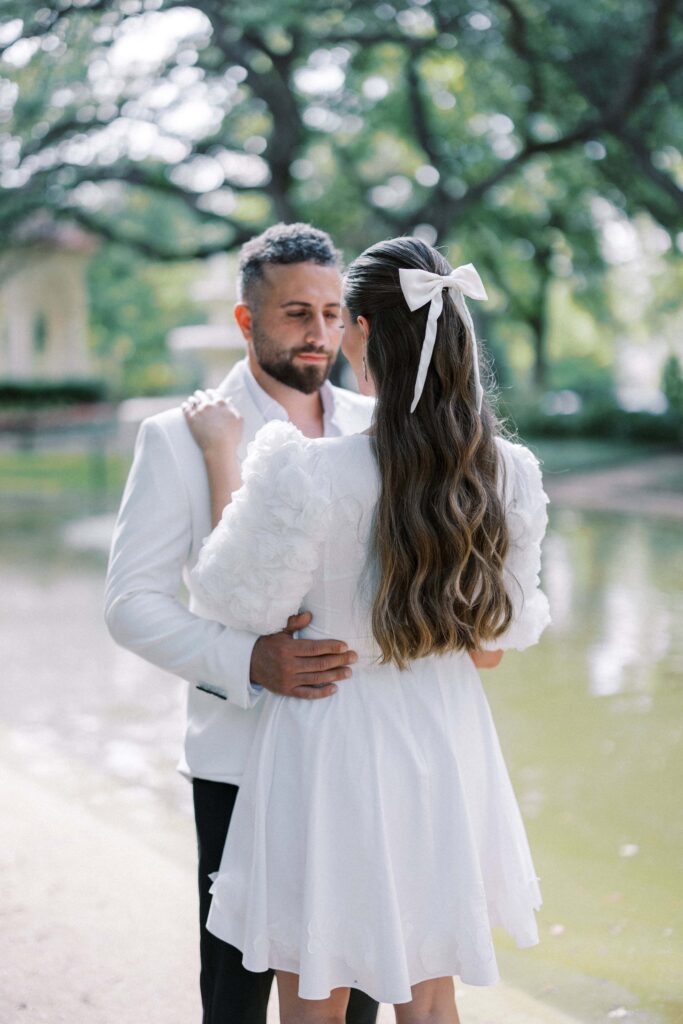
[250,612,357,700]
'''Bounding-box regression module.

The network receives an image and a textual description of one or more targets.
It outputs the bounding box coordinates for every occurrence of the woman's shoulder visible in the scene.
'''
[311,431,374,455]
[494,433,540,465]
[250,421,371,454]
[493,435,547,510]
[494,434,543,476]
[244,421,322,479]
[248,419,307,456]
[247,423,374,480]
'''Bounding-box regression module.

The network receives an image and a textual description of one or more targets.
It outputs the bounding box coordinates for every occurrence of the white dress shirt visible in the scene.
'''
[243,363,343,436]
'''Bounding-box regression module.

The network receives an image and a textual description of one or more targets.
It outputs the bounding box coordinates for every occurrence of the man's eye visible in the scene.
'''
[287,312,306,318]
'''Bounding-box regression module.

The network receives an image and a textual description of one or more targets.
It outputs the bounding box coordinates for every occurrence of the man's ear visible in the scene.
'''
[234,303,253,343]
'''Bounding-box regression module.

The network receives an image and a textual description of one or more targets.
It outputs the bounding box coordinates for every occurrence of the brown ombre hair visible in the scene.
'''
[344,236,513,668]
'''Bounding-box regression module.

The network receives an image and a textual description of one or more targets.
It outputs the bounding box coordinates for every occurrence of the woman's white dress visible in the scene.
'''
[191,422,551,1004]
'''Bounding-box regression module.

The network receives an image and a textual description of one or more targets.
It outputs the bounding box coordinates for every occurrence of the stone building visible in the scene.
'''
[0,220,99,382]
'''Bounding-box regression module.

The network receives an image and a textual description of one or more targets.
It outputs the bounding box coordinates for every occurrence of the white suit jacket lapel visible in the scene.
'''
[215,361,268,461]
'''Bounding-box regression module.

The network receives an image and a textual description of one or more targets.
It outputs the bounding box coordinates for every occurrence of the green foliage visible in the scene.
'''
[548,356,614,397]
[502,393,682,445]
[0,379,107,405]
[87,241,203,396]
[1,0,681,392]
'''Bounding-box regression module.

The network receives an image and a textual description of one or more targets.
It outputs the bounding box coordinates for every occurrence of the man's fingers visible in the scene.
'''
[295,668,352,687]
[291,683,339,700]
[295,651,357,674]
[284,611,313,634]
[251,625,356,701]
[293,638,350,658]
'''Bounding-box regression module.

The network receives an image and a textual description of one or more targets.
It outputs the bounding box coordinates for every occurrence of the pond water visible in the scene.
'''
[1,501,681,1022]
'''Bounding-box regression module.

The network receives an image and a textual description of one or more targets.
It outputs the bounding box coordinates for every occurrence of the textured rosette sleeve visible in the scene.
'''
[190,422,329,635]
[482,441,551,652]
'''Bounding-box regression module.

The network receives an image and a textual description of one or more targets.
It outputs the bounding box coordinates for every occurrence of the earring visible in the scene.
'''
[362,354,368,382]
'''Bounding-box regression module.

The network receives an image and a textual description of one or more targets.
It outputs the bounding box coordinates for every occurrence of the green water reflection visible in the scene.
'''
[487,508,682,1022]
[1,503,681,1021]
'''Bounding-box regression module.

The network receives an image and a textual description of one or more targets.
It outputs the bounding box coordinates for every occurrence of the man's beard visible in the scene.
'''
[252,324,333,395]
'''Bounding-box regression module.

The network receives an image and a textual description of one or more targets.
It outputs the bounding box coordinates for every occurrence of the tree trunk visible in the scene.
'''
[530,257,551,390]
[530,311,547,390]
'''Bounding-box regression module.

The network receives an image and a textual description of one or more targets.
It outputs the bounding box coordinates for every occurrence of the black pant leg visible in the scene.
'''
[193,777,379,1024]
[346,987,380,1024]
[193,778,274,1024]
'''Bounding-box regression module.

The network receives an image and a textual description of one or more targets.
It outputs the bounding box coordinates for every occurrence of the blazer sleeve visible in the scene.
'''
[190,421,330,635]
[481,441,552,652]
[104,416,261,710]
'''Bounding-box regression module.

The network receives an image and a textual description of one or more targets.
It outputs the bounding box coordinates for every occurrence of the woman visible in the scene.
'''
[186,237,551,1023]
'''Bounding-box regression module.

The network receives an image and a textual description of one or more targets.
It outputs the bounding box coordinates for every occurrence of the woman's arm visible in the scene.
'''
[182,390,243,527]
[190,420,330,638]
[470,649,504,669]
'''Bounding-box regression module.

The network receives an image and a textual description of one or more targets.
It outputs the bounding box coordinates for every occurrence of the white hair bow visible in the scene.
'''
[398,263,488,413]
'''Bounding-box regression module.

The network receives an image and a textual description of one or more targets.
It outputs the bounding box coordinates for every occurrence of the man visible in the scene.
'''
[104,223,378,1024]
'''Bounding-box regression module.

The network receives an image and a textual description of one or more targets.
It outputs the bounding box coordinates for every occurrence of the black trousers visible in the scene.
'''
[193,778,380,1024]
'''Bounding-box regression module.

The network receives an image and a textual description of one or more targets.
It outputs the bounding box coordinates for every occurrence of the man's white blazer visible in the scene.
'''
[104,359,374,783]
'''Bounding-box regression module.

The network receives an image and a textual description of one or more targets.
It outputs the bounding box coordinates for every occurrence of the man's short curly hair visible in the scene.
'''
[237,222,342,306]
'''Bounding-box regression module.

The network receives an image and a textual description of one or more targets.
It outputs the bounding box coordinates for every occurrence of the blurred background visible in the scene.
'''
[0,2,681,1022]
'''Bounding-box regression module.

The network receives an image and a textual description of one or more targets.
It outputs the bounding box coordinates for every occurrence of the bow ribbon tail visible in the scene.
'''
[451,291,484,413]
[410,293,443,413]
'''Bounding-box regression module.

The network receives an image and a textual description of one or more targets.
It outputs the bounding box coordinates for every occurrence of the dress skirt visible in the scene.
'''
[206,649,542,1005]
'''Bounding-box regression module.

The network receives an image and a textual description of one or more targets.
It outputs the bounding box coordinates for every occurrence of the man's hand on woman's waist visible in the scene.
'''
[250,612,357,700]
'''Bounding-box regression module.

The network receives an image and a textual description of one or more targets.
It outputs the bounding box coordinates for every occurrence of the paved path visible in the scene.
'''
[1,761,589,1024]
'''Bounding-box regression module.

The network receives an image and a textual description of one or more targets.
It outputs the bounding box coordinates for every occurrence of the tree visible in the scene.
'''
[1,0,681,383]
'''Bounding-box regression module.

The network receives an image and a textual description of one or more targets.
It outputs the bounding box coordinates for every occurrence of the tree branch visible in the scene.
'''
[603,0,677,125]
[613,125,683,217]
[441,122,601,223]
[63,206,256,260]
[495,0,546,120]
[404,47,441,168]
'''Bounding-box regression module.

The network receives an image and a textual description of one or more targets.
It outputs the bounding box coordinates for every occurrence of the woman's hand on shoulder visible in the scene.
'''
[182,390,244,458]
[183,390,244,526]
[469,649,504,669]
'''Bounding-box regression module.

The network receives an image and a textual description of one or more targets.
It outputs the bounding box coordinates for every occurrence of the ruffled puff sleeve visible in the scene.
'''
[190,421,330,636]
[481,439,552,652]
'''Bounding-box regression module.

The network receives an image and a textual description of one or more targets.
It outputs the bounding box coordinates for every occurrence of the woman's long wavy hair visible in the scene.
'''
[344,237,513,669]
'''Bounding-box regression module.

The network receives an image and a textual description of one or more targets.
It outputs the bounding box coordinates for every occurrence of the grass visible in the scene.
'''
[0,450,129,497]
[0,450,132,533]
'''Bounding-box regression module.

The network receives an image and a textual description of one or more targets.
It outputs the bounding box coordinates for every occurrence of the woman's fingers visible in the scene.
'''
[182,389,244,451]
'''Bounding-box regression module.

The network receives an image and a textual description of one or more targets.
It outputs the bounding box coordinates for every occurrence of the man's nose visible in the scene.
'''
[305,313,329,345]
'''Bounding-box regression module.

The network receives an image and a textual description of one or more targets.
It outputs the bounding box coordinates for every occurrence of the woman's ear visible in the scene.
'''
[357,314,371,343]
